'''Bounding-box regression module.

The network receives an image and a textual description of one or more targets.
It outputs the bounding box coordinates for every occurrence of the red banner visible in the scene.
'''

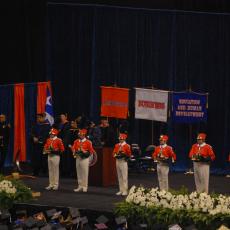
[101,86,129,119]
[14,84,26,161]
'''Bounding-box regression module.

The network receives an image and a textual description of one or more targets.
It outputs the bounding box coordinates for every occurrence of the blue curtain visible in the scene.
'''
[47,3,230,173]
[0,83,38,166]
[24,84,37,162]
[0,85,14,166]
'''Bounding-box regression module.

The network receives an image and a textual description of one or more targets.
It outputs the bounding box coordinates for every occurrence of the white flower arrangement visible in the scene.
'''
[0,176,32,209]
[0,180,17,195]
[126,186,230,216]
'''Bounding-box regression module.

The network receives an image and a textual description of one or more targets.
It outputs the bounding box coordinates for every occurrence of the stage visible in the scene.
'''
[22,172,230,212]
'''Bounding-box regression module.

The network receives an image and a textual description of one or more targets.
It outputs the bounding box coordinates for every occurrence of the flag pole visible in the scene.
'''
[185,85,194,175]
[112,82,119,138]
[151,85,154,144]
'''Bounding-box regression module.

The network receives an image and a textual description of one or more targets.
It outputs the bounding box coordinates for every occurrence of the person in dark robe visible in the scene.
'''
[58,113,72,176]
[31,113,50,176]
[99,118,116,147]
[0,114,10,174]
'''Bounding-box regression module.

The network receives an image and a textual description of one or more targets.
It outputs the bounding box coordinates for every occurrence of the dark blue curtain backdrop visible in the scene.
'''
[0,85,14,165]
[0,83,38,166]
[47,3,230,173]
[24,84,37,162]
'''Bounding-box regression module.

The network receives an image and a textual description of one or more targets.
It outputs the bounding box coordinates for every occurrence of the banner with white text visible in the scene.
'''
[172,92,207,123]
[135,88,168,122]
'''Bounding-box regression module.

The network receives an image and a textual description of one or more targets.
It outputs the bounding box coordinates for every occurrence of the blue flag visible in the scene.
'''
[45,87,54,125]
[172,92,207,123]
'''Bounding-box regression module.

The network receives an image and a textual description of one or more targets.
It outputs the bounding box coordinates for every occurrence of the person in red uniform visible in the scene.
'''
[113,133,131,196]
[152,135,176,191]
[189,133,215,193]
[71,129,95,192]
[43,128,65,190]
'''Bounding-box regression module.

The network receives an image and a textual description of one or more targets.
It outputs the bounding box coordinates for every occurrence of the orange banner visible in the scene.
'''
[14,84,26,161]
[101,86,129,119]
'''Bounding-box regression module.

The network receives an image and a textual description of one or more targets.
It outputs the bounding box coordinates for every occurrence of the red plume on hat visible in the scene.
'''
[197,133,206,140]
[50,128,59,136]
[79,129,87,136]
[159,135,168,142]
[119,133,127,140]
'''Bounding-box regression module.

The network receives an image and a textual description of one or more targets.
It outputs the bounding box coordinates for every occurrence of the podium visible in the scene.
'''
[89,147,117,187]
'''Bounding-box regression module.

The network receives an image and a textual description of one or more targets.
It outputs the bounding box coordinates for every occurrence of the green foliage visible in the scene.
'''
[169,185,189,195]
[115,202,230,230]
[0,176,33,209]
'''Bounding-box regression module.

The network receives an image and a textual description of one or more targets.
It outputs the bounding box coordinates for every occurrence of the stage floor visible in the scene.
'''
[22,172,230,212]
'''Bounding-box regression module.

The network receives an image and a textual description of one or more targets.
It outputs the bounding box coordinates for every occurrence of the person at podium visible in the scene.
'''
[113,133,131,196]
[99,118,116,147]
[71,129,95,192]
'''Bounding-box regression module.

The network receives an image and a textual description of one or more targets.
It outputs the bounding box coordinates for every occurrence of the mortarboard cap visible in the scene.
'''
[24,217,36,228]
[45,209,57,218]
[80,216,88,225]
[40,224,52,230]
[68,207,80,218]
[115,216,127,225]
[96,215,109,224]
[94,223,108,229]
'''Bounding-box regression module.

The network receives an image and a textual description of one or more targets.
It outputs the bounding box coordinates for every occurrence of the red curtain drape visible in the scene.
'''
[14,84,26,161]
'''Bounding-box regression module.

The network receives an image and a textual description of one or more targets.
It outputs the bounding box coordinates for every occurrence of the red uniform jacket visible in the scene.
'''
[113,142,131,157]
[189,143,215,161]
[152,145,176,161]
[44,137,65,152]
[72,138,95,154]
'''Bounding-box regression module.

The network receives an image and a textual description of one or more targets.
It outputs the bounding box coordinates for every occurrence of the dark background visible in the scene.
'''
[1,0,230,172]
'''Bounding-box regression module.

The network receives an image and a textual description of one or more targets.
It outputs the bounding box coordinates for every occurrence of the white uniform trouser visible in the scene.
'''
[193,162,210,193]
[48,154,60,187]
[157,163,169,191]
[116,159,128,193]
[76,157,90,190]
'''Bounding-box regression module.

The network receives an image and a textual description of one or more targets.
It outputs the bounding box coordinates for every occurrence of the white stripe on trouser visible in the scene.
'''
[76,157,90,190]
[157,163,169,191]
[48,155,60,187]
[193,162,210,193]
[116,159,128,193]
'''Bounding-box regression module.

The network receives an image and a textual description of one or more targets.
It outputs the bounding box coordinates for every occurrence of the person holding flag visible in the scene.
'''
[189,133,215,193]
[71,129,95,192]
[113,133,131,196]
[45,87,54,126]
[43,128,65,190]
[152,135,176,191]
